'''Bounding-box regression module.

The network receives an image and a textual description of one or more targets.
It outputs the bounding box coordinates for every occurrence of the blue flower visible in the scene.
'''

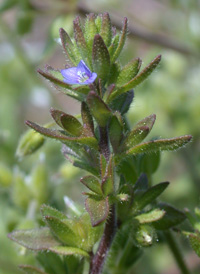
[61,60,97,85]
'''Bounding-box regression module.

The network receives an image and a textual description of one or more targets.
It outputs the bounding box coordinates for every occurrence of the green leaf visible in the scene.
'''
[50,108,83,136]
[36,252,67,274]
[122,126,150,150]
[87,91,112,127]
[80,175,103,195]
[41,205,67,221]
[108,34,120,59]
[81,102,95,136]
[44,216,78,246]
[109,112,123,152]
[19,265,48,274]
[153,203,186,230]
[25,121,98,149]
[92,34,110,82]
[84,13,98,52]
[135,209,165,224]
[48,246,89,258]
[85,197,109,226]
[100,154,107,178]
[116,58,142,86]
[133,182,169,211]
[189,233,200,257]
[100,12,112,47]
[133,173,149,193]
[111,17,128,62]
[101,155,114,196]
[108,89,134,114]
[126,135,192,155]
[73,16,90,66]
[109,55,161,101]
[59,28,77,66]
[140,152,160,175]
[8,227,62,251]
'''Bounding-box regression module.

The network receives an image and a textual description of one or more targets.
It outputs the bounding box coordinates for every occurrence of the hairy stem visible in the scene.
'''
[164,231,190,274]
[89,126,117,274]
[89,205,116,274]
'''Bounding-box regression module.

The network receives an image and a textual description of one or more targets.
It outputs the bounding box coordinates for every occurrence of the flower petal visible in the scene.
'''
[61,67,79,84]
[77,60,92,76]
[83,72,97,84]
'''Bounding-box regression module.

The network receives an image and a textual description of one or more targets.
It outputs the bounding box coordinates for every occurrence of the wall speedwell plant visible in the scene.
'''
[9,13,193,274]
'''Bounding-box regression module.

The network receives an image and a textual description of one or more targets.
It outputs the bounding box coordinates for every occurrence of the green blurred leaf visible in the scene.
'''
[47,246,89,258]
[153,203,186,230]
[188,233,200,257]
[8,227,62,251]
[19,265,48,274]
[133,182,169,211]
[108,90,134,114]
[0,0,17,12]
[135,209,165,224]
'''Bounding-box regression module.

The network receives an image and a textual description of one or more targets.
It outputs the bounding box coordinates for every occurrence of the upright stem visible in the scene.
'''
[164,231,190,274]
[89,126,117,274]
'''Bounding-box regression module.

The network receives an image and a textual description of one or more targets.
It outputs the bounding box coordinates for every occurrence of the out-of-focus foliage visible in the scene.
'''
[0,0,200,274]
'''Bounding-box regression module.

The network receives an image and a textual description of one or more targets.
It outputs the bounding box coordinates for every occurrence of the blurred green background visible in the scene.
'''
[0,0,200,273]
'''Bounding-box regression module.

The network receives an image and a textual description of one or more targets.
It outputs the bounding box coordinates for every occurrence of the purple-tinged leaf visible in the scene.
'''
[8,227,61,251]
[50,108,83,136]
[116,58,142,86]
[59,28,77,67]
[92,34,110,82]
[134,114,156,132]
[80,175,103,195]
[87,91,112,127]
[111,17,128,62]
[126,135,192,155]
[85,197,109,226]
[19,265,48,274]
[100,12,112,47]
[25,121,98,149]
[73,16,90,66]
[81,102,95,136]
